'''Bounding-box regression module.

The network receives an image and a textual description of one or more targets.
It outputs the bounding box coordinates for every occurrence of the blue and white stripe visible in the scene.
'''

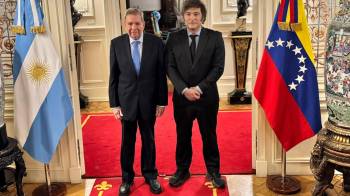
[13,0,73,163]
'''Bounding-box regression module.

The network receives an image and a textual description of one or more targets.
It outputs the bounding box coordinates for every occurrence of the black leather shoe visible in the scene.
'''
[206,173,225,188]
[169,170,190,187]
[119,181,133,196]
[145,179,162,194]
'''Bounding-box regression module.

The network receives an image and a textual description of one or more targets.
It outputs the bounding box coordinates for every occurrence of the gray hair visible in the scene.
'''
[125,8,144,21]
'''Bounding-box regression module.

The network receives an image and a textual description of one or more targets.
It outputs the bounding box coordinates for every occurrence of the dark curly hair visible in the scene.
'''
[181,0,207,23]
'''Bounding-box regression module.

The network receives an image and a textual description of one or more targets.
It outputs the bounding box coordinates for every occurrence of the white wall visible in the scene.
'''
[75,0,108,101]
[76,0,254,100]
[74,0,122,101]
[204,0,253,97]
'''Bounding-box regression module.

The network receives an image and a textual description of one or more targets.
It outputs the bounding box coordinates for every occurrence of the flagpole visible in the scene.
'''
[282,148,286,179]
[32,164,67,196]
[44,164,51,187]
[266,146,301,194]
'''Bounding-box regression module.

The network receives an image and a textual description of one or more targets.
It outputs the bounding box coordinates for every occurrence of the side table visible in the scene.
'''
[0,138,26,196]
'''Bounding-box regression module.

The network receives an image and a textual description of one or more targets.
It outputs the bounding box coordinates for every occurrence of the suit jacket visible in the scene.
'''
[109,33,168,121]
[166,28,225,106]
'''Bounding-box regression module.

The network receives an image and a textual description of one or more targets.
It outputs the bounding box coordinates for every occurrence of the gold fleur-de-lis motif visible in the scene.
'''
[204,181,218,196]
[204,181,214,189]
[94,181,112,196]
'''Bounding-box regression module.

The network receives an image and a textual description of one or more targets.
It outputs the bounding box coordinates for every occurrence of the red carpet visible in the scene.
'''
[89,176,229,196]
[82,104,252,178]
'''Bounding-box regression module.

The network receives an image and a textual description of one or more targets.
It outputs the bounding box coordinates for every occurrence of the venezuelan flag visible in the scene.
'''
[254,0,322,150]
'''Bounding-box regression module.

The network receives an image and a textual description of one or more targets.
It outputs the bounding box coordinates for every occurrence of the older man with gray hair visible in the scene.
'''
[109,8,168,196]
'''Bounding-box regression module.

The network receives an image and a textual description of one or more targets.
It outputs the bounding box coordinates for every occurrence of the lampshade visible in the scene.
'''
[129,0,161,11]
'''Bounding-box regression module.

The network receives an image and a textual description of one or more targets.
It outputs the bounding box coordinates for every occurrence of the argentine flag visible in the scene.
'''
[13,0,73,163]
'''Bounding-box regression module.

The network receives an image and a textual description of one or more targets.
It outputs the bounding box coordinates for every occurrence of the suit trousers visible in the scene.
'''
[120,112,157,183]
[173,102,221,175]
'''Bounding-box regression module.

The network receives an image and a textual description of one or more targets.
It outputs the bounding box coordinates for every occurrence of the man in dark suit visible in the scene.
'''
[109,8,167,195]
[166,0,226,188]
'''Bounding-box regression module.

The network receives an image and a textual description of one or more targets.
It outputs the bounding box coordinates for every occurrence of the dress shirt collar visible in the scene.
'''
[129,33,144,44]
[187,27,202,37]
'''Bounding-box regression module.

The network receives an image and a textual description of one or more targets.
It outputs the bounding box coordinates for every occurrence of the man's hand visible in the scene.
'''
[183,88,200,101]
[190,86,202,95]
[111,107,123,120]
[156,106,165,117]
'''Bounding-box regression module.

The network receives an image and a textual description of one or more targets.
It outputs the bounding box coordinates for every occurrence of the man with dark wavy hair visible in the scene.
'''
[166,0,226,189]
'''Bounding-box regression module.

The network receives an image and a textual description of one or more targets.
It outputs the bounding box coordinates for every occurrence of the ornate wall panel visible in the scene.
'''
[305,0,341,109]
[0,0,16,117]
[306,0,339,67]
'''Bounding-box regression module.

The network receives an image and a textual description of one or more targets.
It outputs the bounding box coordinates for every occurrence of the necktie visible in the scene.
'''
[131,40,141,75]
[190,34,198,63]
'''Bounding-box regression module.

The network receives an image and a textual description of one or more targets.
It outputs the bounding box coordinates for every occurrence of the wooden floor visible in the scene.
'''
[0,175,348,195]
[2,100,347,195]
[253,175,347,196]
[0,182,85,196]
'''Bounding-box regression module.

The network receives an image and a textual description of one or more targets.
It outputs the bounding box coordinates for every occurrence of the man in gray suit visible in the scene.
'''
[166,0,226,189]
[109,8,167,196]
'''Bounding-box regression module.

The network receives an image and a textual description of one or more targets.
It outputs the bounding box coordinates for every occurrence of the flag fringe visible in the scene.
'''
[278,22,302,32]
[31,26,46,34]
[11,26,25,34]
[278,22,292,31]
[290,23,302,31]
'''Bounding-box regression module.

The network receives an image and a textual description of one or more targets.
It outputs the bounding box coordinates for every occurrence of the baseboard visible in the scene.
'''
[256,160,268,177]
[70,167,83,183]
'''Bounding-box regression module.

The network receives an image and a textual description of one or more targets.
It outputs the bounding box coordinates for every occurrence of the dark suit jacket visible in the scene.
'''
[166,28,225,106]
[109,33,168,121]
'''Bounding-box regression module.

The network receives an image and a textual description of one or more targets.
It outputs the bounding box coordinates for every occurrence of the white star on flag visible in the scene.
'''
[292,46,302,55]
[265,40,274,49]
[276,38,285,47]
[288,82,298,91]
[299,65,308,73]
[298,55,306,64]
[295,75,305,84]
[286,40,294,49]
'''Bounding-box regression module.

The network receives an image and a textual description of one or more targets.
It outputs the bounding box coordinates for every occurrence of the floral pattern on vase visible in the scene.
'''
[325,0,350,128]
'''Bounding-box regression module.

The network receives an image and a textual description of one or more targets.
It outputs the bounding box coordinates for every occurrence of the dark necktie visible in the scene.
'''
[190,34,198,63]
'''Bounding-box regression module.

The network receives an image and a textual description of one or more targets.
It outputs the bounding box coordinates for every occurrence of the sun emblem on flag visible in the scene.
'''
[26,59,51,85]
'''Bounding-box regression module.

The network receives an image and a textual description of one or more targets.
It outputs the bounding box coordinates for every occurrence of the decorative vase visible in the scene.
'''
[325,0,350,129]
[311,0,350,194]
